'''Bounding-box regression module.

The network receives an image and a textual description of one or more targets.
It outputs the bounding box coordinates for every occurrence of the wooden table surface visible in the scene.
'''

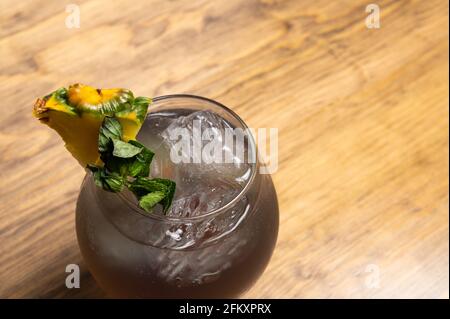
[0,0,448,298]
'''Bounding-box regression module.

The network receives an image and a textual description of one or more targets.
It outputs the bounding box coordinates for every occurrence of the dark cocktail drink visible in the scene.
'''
[76,95,279,298]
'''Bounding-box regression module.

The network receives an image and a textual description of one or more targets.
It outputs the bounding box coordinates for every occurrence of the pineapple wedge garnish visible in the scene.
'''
[33,83,151,167]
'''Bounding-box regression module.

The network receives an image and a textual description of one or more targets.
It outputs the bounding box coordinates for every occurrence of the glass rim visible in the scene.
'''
[116,94,258,222]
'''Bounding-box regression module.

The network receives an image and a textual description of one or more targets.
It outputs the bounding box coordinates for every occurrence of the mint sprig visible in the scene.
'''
[88,117,176,214]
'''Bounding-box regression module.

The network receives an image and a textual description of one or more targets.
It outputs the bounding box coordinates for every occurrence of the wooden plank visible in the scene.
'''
[0,0,448,298]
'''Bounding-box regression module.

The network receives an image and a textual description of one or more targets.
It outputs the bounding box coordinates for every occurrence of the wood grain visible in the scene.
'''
[0,0,448,298]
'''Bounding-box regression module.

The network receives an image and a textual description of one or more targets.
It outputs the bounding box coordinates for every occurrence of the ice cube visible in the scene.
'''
[160,110,252,183]
[166,177,242,217]
[138,110,253,217]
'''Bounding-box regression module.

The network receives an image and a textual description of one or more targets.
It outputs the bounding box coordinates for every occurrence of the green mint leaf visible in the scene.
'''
[103,156,134,177]
[104,172,125,192]
[99,117,122,153]
[129,177,168,198]
[101,142,153,178]
[127,140,154,177]
[87,165,125,193]
[112,139,143,158]
[151,178,176,213]
[139,191,166,212]
[129,177,176,213]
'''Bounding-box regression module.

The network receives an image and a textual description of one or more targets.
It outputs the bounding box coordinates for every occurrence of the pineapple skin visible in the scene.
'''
[33,84,150,167]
